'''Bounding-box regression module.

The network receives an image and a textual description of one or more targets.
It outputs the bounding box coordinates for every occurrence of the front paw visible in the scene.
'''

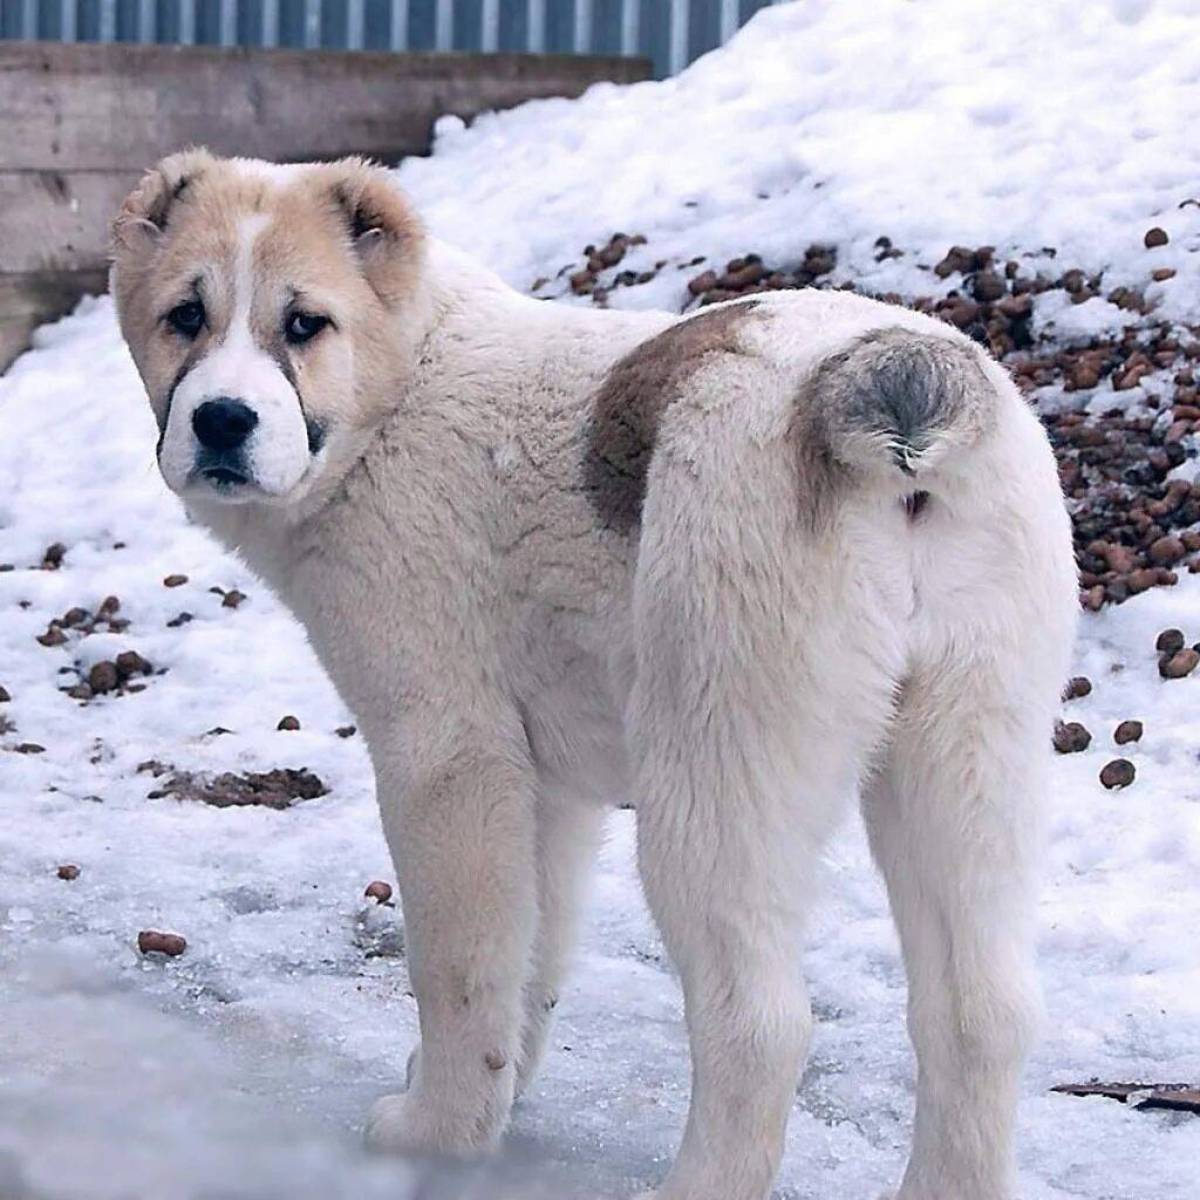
[364,1092,426,1156]
[365,1087,508,1158]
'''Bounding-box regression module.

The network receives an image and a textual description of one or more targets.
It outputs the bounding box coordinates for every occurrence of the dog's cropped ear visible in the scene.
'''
[325,159,426,304]
[111,148,216,255]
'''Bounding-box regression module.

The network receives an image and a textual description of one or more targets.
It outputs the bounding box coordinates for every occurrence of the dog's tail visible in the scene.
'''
[810,327,996,482]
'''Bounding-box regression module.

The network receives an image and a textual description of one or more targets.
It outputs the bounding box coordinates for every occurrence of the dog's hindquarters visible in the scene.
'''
[627,344,913,1200]
[627,310,1075,1200]
[856,368,1077,1200]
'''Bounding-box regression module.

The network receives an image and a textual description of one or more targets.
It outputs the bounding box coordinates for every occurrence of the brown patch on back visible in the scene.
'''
[584,301,761,533]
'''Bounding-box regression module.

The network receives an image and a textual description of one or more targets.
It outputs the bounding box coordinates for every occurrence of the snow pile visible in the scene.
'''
[398,0,1200,323]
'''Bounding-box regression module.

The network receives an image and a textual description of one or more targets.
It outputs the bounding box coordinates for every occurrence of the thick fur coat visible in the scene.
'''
[111,152,1078,1200]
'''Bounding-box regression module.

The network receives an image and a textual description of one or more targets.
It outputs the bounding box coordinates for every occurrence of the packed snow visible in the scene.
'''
[399,0,1200,328]
[2,2,1200,1198]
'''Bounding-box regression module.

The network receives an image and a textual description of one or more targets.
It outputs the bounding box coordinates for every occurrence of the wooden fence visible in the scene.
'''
[0,39,649,369]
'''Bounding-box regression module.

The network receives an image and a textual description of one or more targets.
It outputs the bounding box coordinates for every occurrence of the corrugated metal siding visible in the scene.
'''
[0,0,783,77]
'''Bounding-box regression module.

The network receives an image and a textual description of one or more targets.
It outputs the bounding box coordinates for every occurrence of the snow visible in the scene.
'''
[398,0,1200,323]
[3,1,1200,1197]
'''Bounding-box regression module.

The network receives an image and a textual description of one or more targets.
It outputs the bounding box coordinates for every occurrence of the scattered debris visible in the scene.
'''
[1114,720,1144,745]
[137,930,187,957]
[36,596,129,649]
[1100,759,1137,790]
[1054,721,1092,754]
[144,766,328,810]
[1159,647,1199,679]
[1156,628,1186,654]
[71,651,156,701]
[1053,1080,1200,1115]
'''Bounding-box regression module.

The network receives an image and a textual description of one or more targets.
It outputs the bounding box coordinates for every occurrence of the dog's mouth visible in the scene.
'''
[187,451,259,500]
[201,465,251,488]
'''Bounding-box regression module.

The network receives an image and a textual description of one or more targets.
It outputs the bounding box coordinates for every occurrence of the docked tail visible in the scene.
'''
[812,327,995,480]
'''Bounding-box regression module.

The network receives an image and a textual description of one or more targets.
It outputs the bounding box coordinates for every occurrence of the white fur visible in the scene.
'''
[146,227,1077,1200]
[160,214,311,500]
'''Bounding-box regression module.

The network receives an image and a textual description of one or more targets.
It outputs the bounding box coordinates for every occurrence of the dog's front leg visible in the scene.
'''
[366,726,538,1158]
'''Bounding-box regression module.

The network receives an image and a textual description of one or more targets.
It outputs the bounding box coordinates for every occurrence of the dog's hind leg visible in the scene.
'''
[862,504,1075,1200]
[626,428,899,1200]
[632,728,825,1200]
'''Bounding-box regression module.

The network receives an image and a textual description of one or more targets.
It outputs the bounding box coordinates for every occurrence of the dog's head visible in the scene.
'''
[111,151,428,507]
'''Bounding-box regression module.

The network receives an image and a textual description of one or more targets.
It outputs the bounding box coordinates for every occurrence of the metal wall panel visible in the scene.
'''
[3,0,782,75]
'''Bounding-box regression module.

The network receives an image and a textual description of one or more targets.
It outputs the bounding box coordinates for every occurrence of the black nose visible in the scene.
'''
[192,398,258,452]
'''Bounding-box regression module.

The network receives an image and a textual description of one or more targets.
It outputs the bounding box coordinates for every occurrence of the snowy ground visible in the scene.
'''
[3,2,1200,1198]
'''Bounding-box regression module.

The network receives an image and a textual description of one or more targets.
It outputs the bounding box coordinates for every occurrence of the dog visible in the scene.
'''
[110,151,1077,1200]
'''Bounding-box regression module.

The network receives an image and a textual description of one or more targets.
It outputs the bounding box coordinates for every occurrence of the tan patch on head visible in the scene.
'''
[584,301,762,533]
[110,153,427,459]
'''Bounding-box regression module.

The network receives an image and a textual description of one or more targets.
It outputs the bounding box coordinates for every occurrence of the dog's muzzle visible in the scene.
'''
[191,397,258,490]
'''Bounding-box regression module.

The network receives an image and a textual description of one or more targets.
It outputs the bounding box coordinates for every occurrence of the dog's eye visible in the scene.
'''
[284,312,330,345]
[166,300,205,338]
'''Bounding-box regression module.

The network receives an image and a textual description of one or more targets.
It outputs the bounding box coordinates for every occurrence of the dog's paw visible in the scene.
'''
[364,1088,507,1158]
[364,1092,424,1156]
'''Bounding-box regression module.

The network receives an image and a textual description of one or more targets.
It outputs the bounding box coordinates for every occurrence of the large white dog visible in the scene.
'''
[111,152,1077,1200]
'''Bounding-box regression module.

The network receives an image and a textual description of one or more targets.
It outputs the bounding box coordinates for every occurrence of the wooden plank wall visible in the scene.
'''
[0,40,649,370]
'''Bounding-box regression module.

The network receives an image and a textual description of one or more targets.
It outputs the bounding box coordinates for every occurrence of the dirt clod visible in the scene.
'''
[365,880,393,904]
[1063,676,1093,701]
[1155,628,1185,654]
[148,767,328,810]
[1114,720,1144,744]
[115,650,152,680]
[56,864,80,881]
[1054,721,1092,754]
[1099,759,1136,790]
[277,715,300,731]
[1159,648,1199,679]
[88,661,120,694]
[137,930,187,957]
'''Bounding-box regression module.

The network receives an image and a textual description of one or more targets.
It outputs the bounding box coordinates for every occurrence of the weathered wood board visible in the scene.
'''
[0,40,649,369]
